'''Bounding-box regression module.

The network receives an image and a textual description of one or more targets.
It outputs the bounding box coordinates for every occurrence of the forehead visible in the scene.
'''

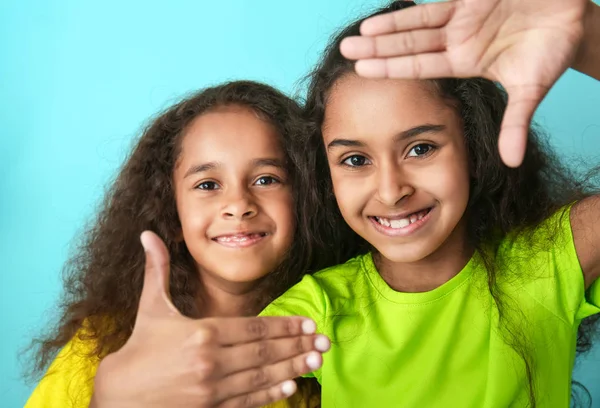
[179,105,285,163]
[323,75,460,140]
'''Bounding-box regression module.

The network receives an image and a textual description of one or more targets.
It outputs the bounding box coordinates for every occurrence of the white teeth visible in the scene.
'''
[375,209,429,229]
[390,218,410,228]
[216,234,258,242]
[218,236,247,242]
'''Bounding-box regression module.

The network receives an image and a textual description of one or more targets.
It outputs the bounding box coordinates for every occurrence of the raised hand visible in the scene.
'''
[340,0,592,167]
[91,231,329,408]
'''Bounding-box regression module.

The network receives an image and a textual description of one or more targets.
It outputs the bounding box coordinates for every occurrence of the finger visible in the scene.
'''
[498,85,548,167]
[360,1,456,36]
[138,230,180,319]
[354,53,454,79]
[341,28,447,60]
[216,334,330,376]
[204,316,318,345]
[216,351,323,403]
[217,380,298,408]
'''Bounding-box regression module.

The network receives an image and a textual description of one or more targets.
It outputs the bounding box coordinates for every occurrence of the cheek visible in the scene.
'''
[270,191,296,241]
[425,157,470,209]
[177,197,212,237]
[330,171,366,221]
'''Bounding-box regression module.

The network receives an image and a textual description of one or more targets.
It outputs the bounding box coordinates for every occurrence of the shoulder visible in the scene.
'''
[279,253,370,297]
[25,331,99,408]
[311,253,371,289]
[498,205,573,259]
[260,253,372,319]
[500,199,600,289]
[496,202,600,324]
[48,328,101,373]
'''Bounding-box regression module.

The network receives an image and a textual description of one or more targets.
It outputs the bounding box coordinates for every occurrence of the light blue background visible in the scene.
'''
[1,1,599,407]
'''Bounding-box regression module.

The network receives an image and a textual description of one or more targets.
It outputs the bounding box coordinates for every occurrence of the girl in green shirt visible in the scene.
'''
[261,1,600,406]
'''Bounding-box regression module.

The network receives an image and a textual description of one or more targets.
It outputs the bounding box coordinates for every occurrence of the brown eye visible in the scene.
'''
[254,176,279,186]
[342,155,370,167]
[196,181,219,190]
[407,144,434,157]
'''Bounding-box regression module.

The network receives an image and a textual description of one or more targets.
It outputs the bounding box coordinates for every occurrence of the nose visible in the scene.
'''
[375,162,414,207]
[221,187,258,220]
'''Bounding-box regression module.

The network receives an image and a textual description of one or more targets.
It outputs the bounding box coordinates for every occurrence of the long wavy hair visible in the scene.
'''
[28,80,344,378]
[298,2,600,406]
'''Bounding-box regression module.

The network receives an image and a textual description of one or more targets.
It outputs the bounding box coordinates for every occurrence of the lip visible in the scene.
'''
[368,206,434,237]
[368,205,433,220]
[211,231,269,249]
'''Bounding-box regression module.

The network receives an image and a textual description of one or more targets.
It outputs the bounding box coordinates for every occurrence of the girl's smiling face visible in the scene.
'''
[173,105,295,290]
[322,75,471,265]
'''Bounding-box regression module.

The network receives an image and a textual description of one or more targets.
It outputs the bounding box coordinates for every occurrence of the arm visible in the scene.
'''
[562,2,600,288]
[572,1,600,80]
[571,196,600,289]
[89,232,328,408]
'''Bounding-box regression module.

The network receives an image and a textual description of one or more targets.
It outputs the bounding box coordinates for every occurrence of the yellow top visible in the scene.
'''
[25,331,320,408]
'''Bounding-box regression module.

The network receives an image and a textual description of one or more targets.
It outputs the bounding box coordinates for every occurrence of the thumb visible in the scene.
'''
[137,230,180,320]
[498,85,547,168]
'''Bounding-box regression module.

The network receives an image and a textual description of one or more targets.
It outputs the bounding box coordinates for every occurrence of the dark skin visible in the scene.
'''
[91,231,326,408]
[91,107,329,408]
[93,1,600,405]
[172,106,296,316]
[323,76,473,292]
[341,0,600,289]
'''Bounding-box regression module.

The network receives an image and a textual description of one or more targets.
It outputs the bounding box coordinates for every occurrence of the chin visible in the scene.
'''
[229,275,270,284]
[217,271,269,284]
[216,263,274,283]
[377,243,436,264]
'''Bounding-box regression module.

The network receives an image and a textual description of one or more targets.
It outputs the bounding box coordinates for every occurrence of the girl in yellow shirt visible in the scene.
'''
[25,81,332,408]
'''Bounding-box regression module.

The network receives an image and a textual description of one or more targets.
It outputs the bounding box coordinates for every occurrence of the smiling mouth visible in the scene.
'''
[370,207,432,230]
[212,233,269,248]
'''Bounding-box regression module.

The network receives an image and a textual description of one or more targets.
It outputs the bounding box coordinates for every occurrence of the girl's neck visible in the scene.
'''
[195,270,265,318]
[375,218,474,293]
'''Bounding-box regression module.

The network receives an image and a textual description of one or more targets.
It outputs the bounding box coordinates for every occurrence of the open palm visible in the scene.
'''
[340,0,588,167]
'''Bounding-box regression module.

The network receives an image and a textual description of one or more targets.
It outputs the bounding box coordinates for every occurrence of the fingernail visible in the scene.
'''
[314,335,330,352]
[140,231,150,251]
[306,352,321,370]
[281,380,297,396]
[302,319,316,334]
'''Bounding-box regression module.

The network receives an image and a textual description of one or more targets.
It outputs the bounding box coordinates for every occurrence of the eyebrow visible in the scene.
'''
[184,162,220,179]
[252,158,286,170]
[183,158,285,179]
[326,124,446,151]
[394,124,446,143]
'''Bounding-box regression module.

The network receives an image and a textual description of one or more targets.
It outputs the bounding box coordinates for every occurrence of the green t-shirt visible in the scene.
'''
[261,207,600,407]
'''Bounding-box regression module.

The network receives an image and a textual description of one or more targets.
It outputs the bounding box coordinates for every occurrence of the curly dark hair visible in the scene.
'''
[28,80,343,379]
[297,1,600,406]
